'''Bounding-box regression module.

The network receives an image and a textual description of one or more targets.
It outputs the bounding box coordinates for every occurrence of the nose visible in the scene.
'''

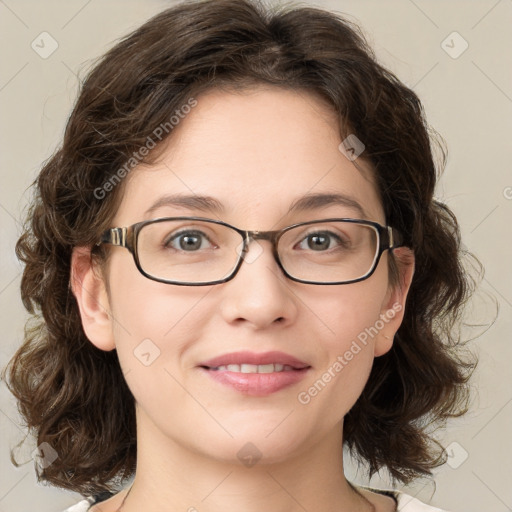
[219,238,299,329]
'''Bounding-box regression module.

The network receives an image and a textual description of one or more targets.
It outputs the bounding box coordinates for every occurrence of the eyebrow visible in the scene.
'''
[144,192,369,219]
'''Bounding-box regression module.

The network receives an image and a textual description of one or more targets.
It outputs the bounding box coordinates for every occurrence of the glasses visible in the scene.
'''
[97,217,404,286]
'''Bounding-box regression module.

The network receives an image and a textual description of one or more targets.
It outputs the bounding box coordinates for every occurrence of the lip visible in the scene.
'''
[199,350,310,369]
[197,351,311,397]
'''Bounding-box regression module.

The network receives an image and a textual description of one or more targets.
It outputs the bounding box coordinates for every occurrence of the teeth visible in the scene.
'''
[254,363,273,373]
[241,364,258,373]
[213,363,296,373]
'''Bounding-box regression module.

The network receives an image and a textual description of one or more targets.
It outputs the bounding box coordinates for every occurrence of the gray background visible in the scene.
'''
[1,1,511,511]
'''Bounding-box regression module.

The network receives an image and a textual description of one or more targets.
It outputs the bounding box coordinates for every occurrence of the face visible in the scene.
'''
[74,86,413,466]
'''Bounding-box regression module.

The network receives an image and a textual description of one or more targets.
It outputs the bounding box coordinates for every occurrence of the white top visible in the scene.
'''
[61,489,450,511]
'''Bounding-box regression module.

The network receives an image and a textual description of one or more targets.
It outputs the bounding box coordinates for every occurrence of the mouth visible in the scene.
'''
[197,351,311,396]
[199,350,310,370]
[205,363,305,373]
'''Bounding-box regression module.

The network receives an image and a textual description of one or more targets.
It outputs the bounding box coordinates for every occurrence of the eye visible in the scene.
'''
[164,229,215,252]
[296,230,349,251]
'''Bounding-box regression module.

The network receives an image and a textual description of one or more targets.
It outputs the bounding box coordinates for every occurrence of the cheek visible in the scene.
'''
[106,258,208,382]
[107,280,203,428]
[108,252,202,336]
[295,280,388,416]
[309,277,388,354]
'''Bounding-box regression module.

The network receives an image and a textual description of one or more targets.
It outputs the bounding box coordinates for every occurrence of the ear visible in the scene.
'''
[70,246,116,351]
[374,247,415,357]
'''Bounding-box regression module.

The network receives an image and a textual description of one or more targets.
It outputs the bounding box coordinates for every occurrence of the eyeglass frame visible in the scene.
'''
[96,216,404,286]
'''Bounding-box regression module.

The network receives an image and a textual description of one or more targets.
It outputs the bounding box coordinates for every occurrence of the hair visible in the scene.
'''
[4,0,482,497]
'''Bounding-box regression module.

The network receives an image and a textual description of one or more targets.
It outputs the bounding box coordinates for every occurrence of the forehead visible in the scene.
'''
[114,87,384,227]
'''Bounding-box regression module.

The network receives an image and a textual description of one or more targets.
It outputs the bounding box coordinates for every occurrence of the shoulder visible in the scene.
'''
[59,497,95,512]
[61,489,450,512]
[360,486,451,512]
[394,491,450,512]
[60,492,114,512]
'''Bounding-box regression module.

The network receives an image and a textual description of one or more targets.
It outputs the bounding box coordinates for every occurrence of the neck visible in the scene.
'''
[118,408,374,512]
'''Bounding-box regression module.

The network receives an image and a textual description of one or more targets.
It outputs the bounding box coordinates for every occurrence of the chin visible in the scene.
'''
[188,426,314,468]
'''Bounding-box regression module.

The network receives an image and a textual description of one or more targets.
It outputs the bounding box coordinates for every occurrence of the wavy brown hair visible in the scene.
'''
[4,0,481,496]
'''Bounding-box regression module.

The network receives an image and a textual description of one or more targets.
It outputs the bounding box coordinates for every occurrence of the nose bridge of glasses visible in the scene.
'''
[244,229,281,249]
[238,230,281,261]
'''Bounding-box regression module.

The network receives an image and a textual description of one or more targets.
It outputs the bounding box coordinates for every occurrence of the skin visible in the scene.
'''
[72,86,415,512]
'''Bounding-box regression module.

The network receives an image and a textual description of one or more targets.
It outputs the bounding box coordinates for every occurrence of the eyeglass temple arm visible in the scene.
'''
[98,227,128,247]
[387,226,404,249]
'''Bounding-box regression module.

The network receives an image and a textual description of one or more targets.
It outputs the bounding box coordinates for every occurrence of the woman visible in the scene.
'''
[5,0,480,510]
